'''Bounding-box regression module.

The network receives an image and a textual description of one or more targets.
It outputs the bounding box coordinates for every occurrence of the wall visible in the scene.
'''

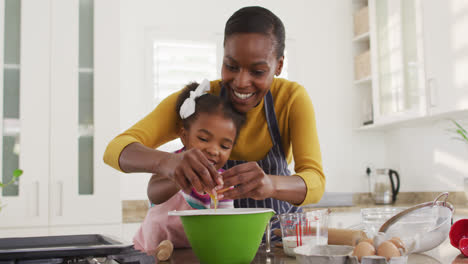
[385,119,468,192]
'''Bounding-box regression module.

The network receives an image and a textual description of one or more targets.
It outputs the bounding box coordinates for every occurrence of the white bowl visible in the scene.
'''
[361,207,406,237]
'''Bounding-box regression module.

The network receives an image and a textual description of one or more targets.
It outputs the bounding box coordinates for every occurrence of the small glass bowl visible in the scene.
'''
[360,207,406,238]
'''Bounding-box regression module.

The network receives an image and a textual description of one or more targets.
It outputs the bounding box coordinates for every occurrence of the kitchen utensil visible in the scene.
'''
[272,227,368,247]
[275,209,329,257]
[458,237,468,257]
[370,169,400,204]
[0,234,132,260]
[168,208,275,264]
[449,218,468,256]
[378,192,453,253]
[294,245,353,264]
[348,255,408,264]
[328,228,368,246]
[361,207,406,238]
[294,244,409,264]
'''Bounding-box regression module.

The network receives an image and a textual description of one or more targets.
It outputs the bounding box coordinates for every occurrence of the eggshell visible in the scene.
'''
[377,241,401,260]
[352,241,376,262]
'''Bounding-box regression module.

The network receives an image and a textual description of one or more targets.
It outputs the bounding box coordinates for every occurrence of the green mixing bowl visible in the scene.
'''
[168,208,275,264]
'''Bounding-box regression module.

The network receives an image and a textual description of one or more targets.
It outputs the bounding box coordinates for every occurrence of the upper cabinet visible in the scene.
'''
[0,0,121,232]
[421,0,468,116]
[0,0,50,229]
[352,0,374,127]
[372,0,427,124]
[353,0,468,130]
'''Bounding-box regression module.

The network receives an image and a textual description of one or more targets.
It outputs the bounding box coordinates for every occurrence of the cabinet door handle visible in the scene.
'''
[34,181,39,217]
[427,78,438,107]
[56,181,63,216]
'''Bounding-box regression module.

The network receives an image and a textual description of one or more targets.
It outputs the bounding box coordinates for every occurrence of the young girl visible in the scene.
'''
[133,79,245,255]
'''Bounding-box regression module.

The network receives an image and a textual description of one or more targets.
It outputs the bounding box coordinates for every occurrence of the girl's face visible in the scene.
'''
[180,112,237,170]
[222,33,284,113]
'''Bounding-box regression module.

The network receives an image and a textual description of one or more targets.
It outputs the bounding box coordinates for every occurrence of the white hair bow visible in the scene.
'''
[179,79,211,119]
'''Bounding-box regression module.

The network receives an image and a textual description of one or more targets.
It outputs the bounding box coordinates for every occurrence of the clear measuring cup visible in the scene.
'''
[273,209,329,257]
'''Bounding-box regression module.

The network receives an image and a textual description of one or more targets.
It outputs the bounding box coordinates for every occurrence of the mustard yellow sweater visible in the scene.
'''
[103,78,325,206]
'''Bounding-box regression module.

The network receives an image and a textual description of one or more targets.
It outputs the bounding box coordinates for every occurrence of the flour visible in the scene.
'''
[282,236,328,256]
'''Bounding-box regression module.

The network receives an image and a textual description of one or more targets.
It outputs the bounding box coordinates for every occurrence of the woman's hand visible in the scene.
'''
[161,148,222,194]
[220,162,275,200]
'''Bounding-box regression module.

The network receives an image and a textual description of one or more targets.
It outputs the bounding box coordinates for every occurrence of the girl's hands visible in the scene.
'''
[220,162,275,200]
[162,148,222,194]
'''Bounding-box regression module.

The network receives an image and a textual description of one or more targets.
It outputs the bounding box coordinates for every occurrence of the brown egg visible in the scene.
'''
[377,241,401,260]
[353,237,374,247]
[388,237,406,252]
[361,238,374,245]
[353,241,376,262]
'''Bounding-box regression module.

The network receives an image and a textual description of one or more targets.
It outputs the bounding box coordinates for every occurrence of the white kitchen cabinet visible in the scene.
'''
[353,0,428,130]
[371,0,427,125]
[421,0,468,116]
[0,0,121,231]
[354,0,468,131]
[0,0,50,228]
[352,0,374,127]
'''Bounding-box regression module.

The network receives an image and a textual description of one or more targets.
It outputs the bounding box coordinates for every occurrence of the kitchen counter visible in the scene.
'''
[160,245,293,264]
[134,192,468,263]
[160,238,465,263]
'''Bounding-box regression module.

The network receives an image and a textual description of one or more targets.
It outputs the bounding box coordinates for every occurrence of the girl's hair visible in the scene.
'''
[224,6,285,59]
[176,82,245,136]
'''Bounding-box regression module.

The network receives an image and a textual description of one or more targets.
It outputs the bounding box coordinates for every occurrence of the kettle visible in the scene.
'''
[368,168,400,204]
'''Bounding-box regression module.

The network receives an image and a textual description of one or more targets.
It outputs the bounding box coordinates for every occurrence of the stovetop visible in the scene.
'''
[0,247,155,264]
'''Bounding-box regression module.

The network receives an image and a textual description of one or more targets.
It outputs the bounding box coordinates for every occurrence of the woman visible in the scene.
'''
[103,6,325,217]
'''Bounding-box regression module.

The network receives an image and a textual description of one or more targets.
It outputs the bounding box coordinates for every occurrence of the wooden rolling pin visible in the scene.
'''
[273,228,368,246]
[328,228,368,246]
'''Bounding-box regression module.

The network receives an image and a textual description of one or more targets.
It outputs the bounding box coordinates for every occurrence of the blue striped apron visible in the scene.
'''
[220,86,302,241]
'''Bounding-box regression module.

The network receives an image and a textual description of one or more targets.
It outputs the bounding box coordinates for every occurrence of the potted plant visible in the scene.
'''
[0,169,23,212]
[451,120,468,144]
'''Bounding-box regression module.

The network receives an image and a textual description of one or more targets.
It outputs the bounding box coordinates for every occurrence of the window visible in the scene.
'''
[152,40,217,151]
[151,39,289,152]
[152,41,289,104]
[153,41,217,105]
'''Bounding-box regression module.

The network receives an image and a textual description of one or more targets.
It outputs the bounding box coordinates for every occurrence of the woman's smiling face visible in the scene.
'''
[222,33,284,113]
